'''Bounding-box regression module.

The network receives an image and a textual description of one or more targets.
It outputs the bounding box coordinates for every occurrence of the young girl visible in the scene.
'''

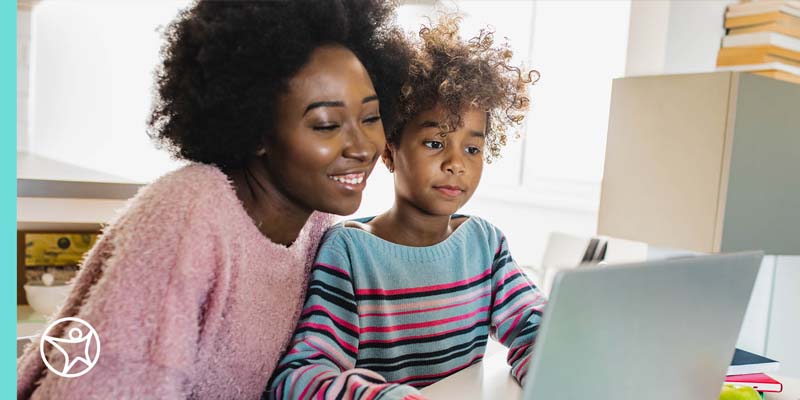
[270,16,545,400]
[16,1,410,399]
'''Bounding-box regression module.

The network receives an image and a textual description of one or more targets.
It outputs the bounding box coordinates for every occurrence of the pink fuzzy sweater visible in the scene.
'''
[17,164,334,399]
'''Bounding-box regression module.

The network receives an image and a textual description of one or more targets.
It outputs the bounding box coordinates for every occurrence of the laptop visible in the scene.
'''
[522,251,763,400]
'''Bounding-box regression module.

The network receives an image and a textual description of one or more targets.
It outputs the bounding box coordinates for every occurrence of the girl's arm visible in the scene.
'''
[269,245,422,400]
[489,235,547,385]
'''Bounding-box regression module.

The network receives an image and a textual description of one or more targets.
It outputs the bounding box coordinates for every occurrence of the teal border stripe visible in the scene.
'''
[1,0,17,395]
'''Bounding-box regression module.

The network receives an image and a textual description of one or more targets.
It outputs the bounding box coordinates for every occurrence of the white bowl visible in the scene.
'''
[24,283,74,317]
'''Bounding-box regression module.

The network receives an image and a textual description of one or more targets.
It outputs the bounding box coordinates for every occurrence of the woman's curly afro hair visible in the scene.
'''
[392,14,539,162]
[148,0,411,169]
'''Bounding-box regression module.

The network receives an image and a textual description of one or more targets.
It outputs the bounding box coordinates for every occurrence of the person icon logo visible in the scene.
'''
[39,317,101,378]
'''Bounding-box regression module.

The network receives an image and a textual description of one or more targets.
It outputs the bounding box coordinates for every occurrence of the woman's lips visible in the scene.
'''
[328,172,367,191]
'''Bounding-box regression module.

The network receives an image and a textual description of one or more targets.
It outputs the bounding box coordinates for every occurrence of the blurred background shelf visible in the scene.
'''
[17,152,143,231]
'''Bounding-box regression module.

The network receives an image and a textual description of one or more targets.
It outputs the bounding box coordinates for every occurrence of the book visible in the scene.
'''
[727,19,800,39]
[727,0,800,18]
[726,11,800,28]
[722,31,800,52]
[728,348,781,376]
[716,45,800,67]
[752,68,800,83]
[725,373,783,393]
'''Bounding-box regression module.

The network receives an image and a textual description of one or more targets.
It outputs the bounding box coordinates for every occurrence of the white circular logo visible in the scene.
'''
[39,317,101,378]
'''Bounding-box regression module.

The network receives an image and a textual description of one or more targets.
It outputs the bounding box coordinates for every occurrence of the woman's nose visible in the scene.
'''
[342,125,379,162]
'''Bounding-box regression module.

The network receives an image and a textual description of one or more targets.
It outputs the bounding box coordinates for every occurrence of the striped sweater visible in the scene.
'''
[269,216,547,400]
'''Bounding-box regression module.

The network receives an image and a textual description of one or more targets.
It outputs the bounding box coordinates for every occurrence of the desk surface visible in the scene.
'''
[420,348,800,400]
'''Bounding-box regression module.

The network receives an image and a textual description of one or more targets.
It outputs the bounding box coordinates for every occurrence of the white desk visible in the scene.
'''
[420,350,800,400]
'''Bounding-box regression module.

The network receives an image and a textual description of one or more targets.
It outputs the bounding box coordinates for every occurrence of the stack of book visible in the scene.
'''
[717,0,800,84]
[725,348,783,398]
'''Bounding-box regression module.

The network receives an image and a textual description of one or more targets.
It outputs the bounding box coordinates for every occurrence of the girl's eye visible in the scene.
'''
[313,124,339,132]
[363,115,381,124]
[423,140,444,149]
[466,146,481,155]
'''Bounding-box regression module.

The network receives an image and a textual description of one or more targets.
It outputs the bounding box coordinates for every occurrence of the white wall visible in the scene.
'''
[17,6,32,153]
[625,0,738,76]
[27,0,188,183]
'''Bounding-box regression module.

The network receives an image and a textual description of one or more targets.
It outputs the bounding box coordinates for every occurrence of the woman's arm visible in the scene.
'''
[17,201,216,399]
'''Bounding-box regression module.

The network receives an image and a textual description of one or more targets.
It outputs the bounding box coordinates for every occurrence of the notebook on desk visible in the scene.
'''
[730,348,780,376]
[521,252,763,400]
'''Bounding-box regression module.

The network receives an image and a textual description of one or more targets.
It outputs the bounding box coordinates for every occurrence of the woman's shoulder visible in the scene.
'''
[110,163,238,233]
[143,163,231,202]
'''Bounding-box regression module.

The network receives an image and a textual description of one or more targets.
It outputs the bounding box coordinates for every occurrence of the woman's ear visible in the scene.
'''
[256,135,270,157]
[382,143,396,173]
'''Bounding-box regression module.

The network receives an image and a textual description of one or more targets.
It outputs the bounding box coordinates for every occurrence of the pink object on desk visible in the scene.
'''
[726,373,783,393]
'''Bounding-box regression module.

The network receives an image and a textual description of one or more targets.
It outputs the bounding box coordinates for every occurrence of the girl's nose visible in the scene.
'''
[443,149,466,175]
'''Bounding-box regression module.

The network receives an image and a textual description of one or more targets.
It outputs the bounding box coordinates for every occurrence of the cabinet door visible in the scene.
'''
[719,74,800,255]
[599,72,732,253]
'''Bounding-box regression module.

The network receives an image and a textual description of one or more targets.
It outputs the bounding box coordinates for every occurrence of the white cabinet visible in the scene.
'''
[599,72,800,255]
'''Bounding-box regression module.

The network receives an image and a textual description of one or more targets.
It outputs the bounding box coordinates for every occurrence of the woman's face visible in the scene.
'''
[388,105,487,217]
[263,45,386,216]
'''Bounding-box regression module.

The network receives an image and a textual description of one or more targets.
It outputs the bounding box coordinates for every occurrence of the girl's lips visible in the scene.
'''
[434,186,464,197]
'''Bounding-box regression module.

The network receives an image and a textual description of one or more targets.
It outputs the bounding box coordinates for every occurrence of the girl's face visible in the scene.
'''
[387,105,487,217]
[263,45,386,216]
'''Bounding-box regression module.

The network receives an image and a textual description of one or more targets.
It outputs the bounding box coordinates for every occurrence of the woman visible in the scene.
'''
[16,1,410,398]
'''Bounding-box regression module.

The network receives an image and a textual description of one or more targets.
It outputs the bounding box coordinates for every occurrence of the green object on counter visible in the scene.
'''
[720,384,761,400]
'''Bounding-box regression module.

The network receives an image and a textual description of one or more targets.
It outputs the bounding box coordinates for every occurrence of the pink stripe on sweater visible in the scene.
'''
[301,305,359,333]
[356,268,491,296]
[315,381,331,400]
[508,342,532,366]
[296,366,328,400]
[360,291,491,318]
[358,287,490,314]
[494,297,536,328]
[514,354,531,380]
[291,365,328,399]
[493,282,533,309]
[498,269,523,284]
[499,313,524,343]
[359,319,486,345]
[361,306,490,333]
[296,323,358,354]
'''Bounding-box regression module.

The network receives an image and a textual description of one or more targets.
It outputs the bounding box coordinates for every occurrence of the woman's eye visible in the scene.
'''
[363,115,381,124]
[466,146,481,155]
[423,140,444,149]
[313,124,339,132]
